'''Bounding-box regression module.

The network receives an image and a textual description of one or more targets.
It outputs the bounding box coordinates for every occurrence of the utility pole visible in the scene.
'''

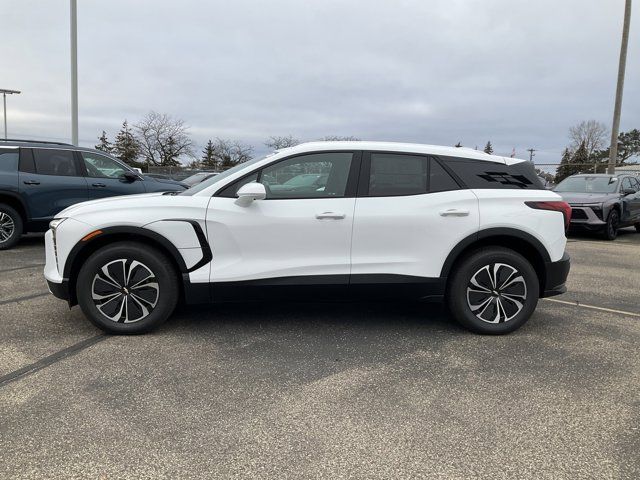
[607,0,632,175]
[70,0,78,146]
[0,89,21,139]
[526,148,536,163]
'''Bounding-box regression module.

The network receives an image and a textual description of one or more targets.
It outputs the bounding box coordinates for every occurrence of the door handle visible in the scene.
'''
[92,183,106,188]
[23,180,40,185]
[315,211,345,220]
[439,208,469,217]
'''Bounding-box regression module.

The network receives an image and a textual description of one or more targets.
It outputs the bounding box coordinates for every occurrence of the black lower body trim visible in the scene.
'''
[47,279,70,302]
[541,252,570,298]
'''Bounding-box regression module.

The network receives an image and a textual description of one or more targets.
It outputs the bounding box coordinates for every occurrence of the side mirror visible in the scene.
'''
[122,171,139,183]
[622,188,636,196]
[235,182,266,206]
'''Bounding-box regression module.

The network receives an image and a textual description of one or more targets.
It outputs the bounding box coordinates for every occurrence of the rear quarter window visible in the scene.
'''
[443,157,544,190]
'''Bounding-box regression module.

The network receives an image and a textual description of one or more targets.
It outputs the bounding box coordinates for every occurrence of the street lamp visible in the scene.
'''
[0,88,21,140]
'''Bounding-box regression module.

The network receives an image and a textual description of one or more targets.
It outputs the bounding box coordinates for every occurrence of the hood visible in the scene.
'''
[57,192,165,218]
[144,175,188,188]
[554,192,618,204]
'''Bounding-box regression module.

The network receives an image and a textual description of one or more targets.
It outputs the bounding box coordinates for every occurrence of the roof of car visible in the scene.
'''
[276,141,525,164]
[571,173,631,177]
[0,138,103,153]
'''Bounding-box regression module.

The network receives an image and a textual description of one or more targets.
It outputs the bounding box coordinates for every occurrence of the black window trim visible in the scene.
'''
[357,150,464,198]
[214,150,363,200]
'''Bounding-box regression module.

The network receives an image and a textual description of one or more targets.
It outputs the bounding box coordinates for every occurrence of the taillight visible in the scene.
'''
[525,201,572,231]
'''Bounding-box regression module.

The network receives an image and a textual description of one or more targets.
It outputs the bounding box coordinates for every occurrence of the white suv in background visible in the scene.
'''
[44,142,571,335]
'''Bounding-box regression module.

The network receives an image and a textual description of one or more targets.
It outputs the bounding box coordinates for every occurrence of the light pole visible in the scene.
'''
[70,0,78,146]
[607,0,632,174]
[0,89,21,139]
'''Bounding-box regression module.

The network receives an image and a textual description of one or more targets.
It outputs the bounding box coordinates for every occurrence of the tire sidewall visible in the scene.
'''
[76,242,179,334]
[447,248,540,334]
[603,210,619,240]
[0,204,23,250]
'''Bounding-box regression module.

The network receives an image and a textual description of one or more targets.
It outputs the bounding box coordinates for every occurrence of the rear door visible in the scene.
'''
[78,150,145,199]
[18,148,89,223]
[624,177,640,222]
[351,152,479,280]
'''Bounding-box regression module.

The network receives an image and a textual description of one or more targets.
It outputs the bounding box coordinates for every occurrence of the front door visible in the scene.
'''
[18,148,89,224]
[206,151,359,286]
[79,151,146,199]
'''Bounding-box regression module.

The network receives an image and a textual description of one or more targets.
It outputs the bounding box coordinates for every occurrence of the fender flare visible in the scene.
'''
[440,227,551,278]
[63,221,212,280]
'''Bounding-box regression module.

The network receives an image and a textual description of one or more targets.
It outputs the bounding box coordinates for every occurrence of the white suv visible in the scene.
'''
[44,142,571,335]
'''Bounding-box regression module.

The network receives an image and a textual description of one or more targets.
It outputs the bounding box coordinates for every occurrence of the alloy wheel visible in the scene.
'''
[91,259,159,323]
[0,212,15,243]
[466,263,527,324]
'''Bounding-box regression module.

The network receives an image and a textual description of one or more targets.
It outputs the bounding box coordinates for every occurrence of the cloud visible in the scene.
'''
[2,0,638,164]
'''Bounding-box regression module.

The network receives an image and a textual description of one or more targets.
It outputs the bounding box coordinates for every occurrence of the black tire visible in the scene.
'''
[602,209,619,240]
[76,241,179,334]
[635,223,640,233]
[0,203,23,250]
[446,247,539,335]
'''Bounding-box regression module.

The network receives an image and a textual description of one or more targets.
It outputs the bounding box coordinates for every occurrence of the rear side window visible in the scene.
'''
[444,157,544,189]
[33,149,79,176]
[369,153,428,196]
[19,148,36,173]
[0,148,19,172]
[430,158,460,192]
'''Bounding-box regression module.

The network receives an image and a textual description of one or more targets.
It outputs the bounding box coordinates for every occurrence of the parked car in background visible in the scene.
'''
[0,139,186,249]
[182,171,219,187]
[44,141,570,335]
[554,173,640,240]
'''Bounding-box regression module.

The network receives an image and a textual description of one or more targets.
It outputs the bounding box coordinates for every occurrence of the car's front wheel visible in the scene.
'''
[446,247,540,334]
[602,209,619,240]
[76,242,179,334]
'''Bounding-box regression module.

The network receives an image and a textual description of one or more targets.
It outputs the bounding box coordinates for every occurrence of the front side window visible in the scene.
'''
[81,152,128,178]
[33,149,78,176]
[260,152,352,199]
[218,152,353,199]
[368,153,428,196]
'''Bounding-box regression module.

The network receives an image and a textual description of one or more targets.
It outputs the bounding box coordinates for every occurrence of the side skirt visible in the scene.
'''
[183,274,447,304]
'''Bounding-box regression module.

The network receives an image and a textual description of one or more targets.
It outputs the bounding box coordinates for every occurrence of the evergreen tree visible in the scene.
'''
[555,148,573,183]
[95,131,113,153]
[201,139,217,169]
[483,141,493,154]
[555,142,591,183]
[161,136,182,166]
[113,120,141,168]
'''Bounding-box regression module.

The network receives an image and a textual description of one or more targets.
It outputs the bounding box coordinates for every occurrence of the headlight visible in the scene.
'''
[49,218,67,231]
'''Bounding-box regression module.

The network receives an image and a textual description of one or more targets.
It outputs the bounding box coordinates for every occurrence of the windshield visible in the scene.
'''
[554,176,619,194]
[180,155,268,195]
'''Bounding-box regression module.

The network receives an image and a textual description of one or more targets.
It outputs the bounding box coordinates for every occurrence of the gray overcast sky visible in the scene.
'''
[2,0,639,165]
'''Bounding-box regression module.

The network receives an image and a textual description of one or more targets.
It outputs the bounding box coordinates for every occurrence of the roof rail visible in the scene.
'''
[0,138,72,146]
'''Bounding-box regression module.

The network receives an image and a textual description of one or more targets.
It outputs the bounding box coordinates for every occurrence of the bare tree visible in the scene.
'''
[568,120,609,157]
[320,135,360,141]
[209,138,253,170]
[134,111,195,166]
[265,135,300,150]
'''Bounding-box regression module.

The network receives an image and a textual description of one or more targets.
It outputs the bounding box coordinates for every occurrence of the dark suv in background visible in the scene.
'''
[554,173,640,240]
[0,139,185,249]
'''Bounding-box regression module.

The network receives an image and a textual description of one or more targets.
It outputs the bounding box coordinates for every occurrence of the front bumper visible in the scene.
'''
[568,205,605,229]
[542,252,570,297]
[47,279,70,301]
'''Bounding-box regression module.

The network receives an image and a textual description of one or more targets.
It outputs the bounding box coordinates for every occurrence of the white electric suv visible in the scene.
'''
[44,142,571,335]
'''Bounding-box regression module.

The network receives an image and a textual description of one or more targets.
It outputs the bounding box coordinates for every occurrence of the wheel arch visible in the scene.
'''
[64,226,189,306]
[441,228,551,293]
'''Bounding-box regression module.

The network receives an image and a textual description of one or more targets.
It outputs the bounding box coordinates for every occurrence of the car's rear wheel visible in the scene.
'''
[602,209,619,240]
[635,223,640,233]
[76,242,179,334]
[446,247,539,334]
[0,204,23,250]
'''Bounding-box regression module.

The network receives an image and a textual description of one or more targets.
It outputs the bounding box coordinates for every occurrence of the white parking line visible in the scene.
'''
[543,298,640,318]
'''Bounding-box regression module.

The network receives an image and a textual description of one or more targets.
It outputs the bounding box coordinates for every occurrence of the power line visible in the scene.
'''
[526,148,536,162]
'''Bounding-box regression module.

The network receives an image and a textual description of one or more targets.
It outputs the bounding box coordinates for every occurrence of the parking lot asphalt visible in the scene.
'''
[1,231,639,479]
